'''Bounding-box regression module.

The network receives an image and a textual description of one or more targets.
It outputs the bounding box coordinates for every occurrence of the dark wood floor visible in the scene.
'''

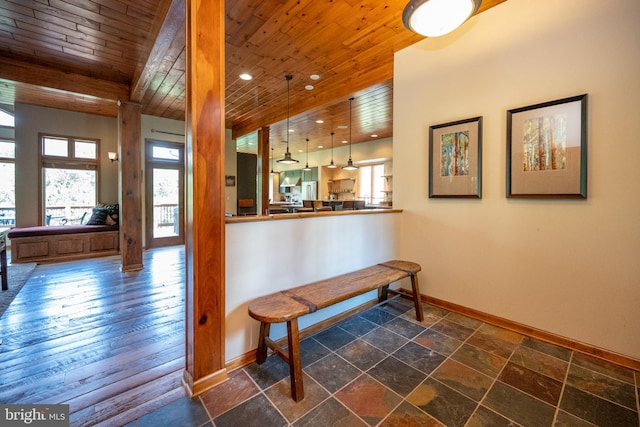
[0,246,187,427]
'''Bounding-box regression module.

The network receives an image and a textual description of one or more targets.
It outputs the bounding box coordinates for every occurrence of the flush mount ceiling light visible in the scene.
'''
[277,75,299,164]
[342,97,358,171]
[239,73,253,80]
[402,0,481,37]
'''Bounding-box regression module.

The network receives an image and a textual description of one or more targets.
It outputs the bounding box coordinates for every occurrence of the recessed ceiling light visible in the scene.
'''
[315,119,324,124]
[298,149,304,153]
[317,145,324,148]
[239,73,252,80]
[337,125,348,129]
[305,85,314,90]
[371,134,378,138]
[310,74,320,80]
[288,129,294,133]
[342,140,348,144]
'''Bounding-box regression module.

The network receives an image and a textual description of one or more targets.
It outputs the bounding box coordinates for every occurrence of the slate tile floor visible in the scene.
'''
[127,299,640,427]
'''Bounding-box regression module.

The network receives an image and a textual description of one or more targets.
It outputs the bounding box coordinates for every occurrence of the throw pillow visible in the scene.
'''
[86,208,109,225]
[98,203,119,225]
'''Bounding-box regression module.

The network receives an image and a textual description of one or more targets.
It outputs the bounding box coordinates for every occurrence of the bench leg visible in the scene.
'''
[409,273,424,322]
[287,318,304,402]
[256,322,270,364]
[378,284,389,303]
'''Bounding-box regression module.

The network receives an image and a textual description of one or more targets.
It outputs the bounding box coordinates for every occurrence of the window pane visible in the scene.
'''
[44,137,68,157]
[0,141,14,158]
[75,140,97,159]
[0,110,13,127]
[372,164,385,204]
[152,146,180,161]
[0,161,15,225]
[44,168,96,225]
[358,165,372,204]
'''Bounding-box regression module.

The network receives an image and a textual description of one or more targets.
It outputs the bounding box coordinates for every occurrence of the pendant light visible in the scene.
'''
[277,75,299,164]
[302,137,311,171]
[270,146,275,174]
[327,132,337,168]
[342,97,358,171]
[402,0,481,38]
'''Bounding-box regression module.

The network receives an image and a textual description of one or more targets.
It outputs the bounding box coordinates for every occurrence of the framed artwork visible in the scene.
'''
[225,175,236,187]
[506,94,587,198]
[429,116,482,198]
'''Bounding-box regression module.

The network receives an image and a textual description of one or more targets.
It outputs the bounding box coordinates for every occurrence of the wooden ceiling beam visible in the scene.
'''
[0,57,129,102]
[130,0,185,102]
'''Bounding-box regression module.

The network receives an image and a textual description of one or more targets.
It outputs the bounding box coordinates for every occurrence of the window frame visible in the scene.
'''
[38,133,101,226]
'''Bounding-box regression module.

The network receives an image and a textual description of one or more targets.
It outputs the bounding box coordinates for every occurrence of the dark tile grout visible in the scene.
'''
[131,300,640,427]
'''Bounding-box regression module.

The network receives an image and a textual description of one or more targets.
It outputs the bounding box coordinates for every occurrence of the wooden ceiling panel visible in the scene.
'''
[0,0,507,152]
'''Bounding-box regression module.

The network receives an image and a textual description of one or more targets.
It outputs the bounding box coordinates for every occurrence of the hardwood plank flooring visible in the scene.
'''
[0,246,186,426]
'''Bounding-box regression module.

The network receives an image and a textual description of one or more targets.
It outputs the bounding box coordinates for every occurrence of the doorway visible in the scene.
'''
[145,140,185,248]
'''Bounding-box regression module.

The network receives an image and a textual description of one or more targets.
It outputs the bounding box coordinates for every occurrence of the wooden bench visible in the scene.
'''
[8,225,119,264]
[248,260,424,401]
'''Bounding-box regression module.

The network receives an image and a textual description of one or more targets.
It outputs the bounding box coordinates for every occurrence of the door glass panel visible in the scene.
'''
[152,146,180,161]
[152,168,180,238]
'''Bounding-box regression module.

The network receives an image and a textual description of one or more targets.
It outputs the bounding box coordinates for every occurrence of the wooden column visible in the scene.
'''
[257,127,270,216]
[118,101,143,272]
[183,0,227,395]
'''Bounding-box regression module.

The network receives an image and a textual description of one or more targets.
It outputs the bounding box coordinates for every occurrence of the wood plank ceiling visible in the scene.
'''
[0,0,505,157]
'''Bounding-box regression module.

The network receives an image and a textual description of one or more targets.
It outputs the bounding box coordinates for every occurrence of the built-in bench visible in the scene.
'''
[248,260,424,401]
[8,225,119,264]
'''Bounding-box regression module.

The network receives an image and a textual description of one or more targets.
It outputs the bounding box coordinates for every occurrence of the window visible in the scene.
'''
[0,109,14,127]
[0,140,15,225]
[358,164,386,205]
[40,134,99,226]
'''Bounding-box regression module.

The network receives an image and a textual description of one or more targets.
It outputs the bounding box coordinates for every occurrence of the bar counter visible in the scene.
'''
[226,207,401,223]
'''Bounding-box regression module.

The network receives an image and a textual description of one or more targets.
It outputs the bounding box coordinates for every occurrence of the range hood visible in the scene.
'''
[280,177,302,187]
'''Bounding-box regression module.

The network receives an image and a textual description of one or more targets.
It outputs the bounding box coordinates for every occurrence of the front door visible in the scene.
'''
[145,140,184,248]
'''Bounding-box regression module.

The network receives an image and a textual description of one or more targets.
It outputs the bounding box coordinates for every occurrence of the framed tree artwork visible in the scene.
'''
[506,94,587,198]
[429,116,482,198]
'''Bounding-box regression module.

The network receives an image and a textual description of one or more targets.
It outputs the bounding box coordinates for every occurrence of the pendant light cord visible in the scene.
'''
[286,75,291,153]
[349,97,354,159]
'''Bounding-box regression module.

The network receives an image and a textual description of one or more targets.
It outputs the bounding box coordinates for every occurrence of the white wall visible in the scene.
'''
[225,211,403,361]
[14,104,118,227]
[394,0,640,359]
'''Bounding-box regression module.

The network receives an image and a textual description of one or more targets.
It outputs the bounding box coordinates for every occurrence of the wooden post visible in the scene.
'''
[183,0,227,395]
[118,101,143,272]
[257,127,270,215]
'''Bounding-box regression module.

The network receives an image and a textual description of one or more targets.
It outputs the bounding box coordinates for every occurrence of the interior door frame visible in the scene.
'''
[145,139,185,248]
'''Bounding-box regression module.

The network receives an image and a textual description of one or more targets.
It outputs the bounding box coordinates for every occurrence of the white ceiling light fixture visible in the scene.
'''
[277,75,299,164]
[402,0,481,37]
[342,97,358,171]
[239,73,253,80]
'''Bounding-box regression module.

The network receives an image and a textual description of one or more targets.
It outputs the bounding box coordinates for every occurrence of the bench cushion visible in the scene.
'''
[8,224,118,239]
